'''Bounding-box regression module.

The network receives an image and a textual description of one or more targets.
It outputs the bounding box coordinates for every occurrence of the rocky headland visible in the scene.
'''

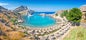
[0,6,32,40]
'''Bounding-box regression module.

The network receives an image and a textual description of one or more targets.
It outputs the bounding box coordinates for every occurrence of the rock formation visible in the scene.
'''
[80,5,86,20]
[0,6,8,13]
[13,5,28,13]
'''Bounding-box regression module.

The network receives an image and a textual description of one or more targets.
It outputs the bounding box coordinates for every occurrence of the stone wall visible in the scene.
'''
[80,5,86,20]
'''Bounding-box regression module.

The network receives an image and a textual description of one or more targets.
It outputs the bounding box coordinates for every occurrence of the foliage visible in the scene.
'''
[64,26,86,40]
[10,18,17,24]
[66,8,82,23]
[55,13,58,16]
[61,10,68,18]
[77,31,84,38]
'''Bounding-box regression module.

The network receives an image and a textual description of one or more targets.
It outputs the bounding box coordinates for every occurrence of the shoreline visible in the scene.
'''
[18,16,62,30]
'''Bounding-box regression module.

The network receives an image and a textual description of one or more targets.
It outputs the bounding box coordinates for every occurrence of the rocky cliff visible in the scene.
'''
[13,6,28,13]
[0,6,8,13]
[13,5,34,15]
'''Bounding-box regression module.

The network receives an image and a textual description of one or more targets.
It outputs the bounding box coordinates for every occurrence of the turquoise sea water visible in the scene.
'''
[21,12,56,28]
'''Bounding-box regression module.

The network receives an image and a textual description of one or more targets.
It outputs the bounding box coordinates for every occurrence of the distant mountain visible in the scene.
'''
[0,6,8,12]
[13,5,34,15]
[13,6,28,13]
[28,10,34,15]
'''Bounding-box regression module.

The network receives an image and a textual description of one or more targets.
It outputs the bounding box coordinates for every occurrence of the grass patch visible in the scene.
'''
[64,26,86,40]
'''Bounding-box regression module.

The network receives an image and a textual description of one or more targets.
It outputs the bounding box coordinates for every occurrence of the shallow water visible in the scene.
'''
[21,12,56,28]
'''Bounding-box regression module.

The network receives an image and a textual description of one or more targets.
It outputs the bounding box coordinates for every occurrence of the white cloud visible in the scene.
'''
[0,3,9,6]
[82,4,86,6]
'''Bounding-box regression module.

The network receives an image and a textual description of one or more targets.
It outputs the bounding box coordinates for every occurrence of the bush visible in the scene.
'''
[66,8,82,26]
[61,10,68,18]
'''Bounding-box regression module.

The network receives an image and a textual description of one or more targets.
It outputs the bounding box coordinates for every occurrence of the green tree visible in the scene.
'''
[61,10,68,18]
[10,18,17,25]
[55,13,58,16]
[66,8,82,26]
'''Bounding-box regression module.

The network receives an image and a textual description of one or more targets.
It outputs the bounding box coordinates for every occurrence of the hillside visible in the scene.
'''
[0,6,31,40]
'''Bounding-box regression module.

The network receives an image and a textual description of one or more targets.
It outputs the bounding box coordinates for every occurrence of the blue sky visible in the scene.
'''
[0,0,86,12]
[0,0,28,10]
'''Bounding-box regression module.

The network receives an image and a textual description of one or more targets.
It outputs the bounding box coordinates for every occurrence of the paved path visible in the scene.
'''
[80,22,86,27]
[38,22,71,40]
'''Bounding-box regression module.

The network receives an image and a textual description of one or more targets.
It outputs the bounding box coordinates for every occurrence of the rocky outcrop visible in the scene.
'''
[55,10,64,17]
[80,5,86,20]
[0,6,8,13]
[28,10,34,15]
[13,5,34,15]
[13,6,28,22]
[80,5,86,12]
[13,6,28,13]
